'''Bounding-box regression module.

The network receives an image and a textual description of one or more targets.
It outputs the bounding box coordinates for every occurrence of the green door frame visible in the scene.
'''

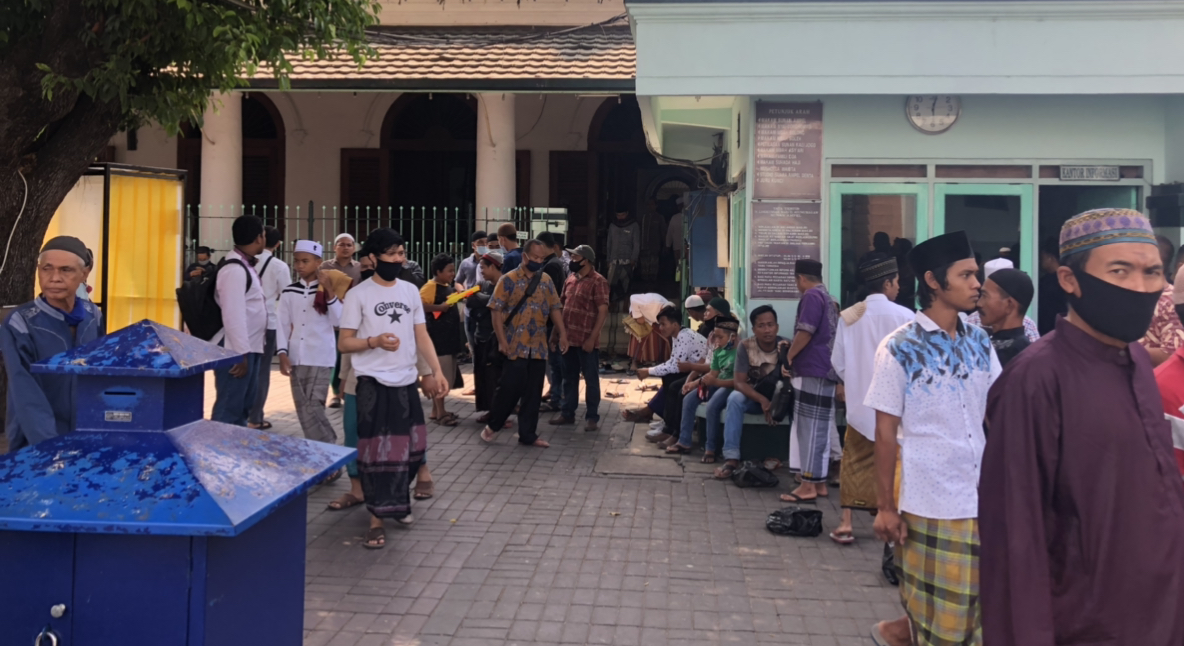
[933,183,1035,276]
[827,183,929,293]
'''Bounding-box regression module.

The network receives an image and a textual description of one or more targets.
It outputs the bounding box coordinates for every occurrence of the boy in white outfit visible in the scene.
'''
[276,240,342,445]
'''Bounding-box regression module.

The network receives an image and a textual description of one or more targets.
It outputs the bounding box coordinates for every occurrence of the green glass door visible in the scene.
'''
[828,183,928,309]
[934,184,1035,276]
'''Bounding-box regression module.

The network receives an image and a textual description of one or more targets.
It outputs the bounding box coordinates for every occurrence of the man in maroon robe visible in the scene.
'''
[980,208,1184,646]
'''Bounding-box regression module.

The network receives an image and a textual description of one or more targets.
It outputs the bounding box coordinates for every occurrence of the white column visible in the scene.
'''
[475,93,517,233]
[199,91,242,251]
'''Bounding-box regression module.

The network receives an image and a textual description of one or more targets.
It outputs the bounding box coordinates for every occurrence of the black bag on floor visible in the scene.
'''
[732,461,779,488]
[766,506,824,537]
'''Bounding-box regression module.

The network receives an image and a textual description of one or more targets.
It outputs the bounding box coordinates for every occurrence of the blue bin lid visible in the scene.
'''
[0,421,354,536]
[31,319,242,378]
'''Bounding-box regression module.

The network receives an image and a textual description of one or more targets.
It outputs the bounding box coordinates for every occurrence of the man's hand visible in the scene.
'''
[558,333,570,354]
[582,337,596,353]
[189,268,203,278]
[279,354,292,377]
[377,333,400,352]
[681,379,698,395]
[781,364,792,378]
[422,373,450,399]
[636,367,650,380]
[702,374,716,388]
[874,509,908,545]
[835,383,845,402]
[498,339,510,356]
[760,396,774,425]
[229,358,248,378]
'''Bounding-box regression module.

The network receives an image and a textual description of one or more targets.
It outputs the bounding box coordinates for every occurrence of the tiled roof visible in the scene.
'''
[247,25,636,91]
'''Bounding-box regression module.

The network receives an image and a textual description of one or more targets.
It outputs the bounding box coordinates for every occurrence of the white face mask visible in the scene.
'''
[476,246,490,256]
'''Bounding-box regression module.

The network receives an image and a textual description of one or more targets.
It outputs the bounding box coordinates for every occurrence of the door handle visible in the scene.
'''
[34,627,59,646]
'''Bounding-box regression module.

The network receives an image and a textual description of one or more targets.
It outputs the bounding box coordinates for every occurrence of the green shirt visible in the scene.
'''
[711,347,736,381]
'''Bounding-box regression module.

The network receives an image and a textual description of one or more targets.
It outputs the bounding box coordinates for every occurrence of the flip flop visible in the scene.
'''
[363,526,386,549]
[713,464,736,480]
[480,427,496,443]
[413,480,434,500]
[439,414,460,427]
[870,622,891,646]
[327,493,363,511]
[664,444,691,454]
[829,531,855,545]
[779,492,818,504]
[701,452,716,464]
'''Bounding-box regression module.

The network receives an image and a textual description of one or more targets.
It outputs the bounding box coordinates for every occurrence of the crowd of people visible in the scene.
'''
[7,205,1184,645]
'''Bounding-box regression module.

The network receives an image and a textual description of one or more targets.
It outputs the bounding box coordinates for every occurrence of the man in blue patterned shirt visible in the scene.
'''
[864,230,1001,646]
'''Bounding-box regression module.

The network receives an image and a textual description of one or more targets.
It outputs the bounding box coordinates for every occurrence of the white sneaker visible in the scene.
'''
[649,420,665,430]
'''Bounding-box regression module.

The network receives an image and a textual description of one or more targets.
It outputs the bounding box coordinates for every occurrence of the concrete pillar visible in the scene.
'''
[475,93,517,233]
[199,92,242,251]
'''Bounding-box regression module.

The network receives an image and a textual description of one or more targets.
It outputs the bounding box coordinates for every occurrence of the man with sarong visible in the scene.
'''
[865,230,1001,646]
[829,252,913,545]
[338,228,449,549]
[778,258,840,504]
[981,209,1184,646]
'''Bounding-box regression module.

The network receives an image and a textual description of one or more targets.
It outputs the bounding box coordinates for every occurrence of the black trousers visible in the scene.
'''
[488,356,548,444]
[660,373,690,434]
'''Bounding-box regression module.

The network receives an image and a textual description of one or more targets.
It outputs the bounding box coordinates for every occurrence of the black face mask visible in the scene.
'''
[1066,267,1161,343]
[360,268,375,281]
[374,259,402,282]
[569,259,584,274]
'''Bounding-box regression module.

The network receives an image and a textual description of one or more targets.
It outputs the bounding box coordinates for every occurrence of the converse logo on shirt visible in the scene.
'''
[374,301,412,323]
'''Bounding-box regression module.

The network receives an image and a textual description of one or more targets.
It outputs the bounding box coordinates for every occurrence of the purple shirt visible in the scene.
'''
[792,283,838,379]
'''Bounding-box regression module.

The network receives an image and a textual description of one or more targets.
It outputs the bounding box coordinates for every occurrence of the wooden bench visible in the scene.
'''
[693,402,790,462]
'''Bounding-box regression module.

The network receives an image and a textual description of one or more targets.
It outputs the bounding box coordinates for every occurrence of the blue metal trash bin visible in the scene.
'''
[0,320,354,645]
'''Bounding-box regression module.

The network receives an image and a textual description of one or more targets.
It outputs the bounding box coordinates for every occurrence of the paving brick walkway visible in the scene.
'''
[207,363,899,646]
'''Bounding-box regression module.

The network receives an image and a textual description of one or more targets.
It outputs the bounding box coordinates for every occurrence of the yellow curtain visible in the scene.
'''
[106,174,183,330]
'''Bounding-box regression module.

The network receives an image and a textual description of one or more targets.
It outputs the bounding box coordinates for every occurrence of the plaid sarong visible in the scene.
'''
[897,513,982,646]
[794,376,836,482]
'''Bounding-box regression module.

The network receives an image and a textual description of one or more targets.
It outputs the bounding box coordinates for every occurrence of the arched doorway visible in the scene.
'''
[175,93,286,227]
[382,93,477,211]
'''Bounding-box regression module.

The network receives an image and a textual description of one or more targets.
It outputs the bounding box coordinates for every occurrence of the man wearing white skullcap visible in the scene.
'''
[278,240,343,452]
[966,257,1040,342]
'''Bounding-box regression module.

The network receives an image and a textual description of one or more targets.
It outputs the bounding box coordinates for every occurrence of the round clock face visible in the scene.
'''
[906,95,961,134]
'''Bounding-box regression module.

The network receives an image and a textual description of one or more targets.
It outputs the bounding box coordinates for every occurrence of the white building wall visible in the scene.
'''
[109,91,606,210]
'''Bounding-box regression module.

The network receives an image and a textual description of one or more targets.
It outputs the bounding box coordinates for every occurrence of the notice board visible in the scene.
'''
[752,102,823,201]
[749,202,821,300]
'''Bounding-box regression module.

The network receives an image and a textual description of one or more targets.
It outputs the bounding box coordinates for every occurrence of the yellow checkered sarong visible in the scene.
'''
[896,513,981,646]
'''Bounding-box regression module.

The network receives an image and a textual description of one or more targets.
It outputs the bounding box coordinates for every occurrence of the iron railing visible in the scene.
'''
[184,204,533,270]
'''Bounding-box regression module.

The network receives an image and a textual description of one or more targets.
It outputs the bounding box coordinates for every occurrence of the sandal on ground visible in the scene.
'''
[476,413,490,424]
[645,432,671,444]
[439,414,459,427]
[701,452,717,464]
[830,530,855,545]
[779,492,818,504]
[664,443,692,455]
[480,426,497,443]
[413,480,435,500]
[248,421,273,430]
[713,464,737,480]
[327,493,364,511]
[363,526,386,549]
[763,458,782,471]
[320,468,343,485]
[394,514,415,526]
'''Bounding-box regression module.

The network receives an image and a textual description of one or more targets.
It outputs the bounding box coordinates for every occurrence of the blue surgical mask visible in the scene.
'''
[526,260,543,272]
[476,246,489,256]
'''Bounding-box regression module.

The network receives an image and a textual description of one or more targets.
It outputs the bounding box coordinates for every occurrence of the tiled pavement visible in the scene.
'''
[206,363,900,646]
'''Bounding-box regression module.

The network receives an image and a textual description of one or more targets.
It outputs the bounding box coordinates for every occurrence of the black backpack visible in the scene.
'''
[176,257,253,341]
[766,506,824,537]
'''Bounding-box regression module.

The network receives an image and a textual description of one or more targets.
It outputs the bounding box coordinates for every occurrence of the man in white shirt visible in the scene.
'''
[248,225,291,430]
[211,215,269,426]
[338,227,448,549]
[864,231,1001,646]
[637,305,710,442]
[276,240,341,444]
[829,253,914,547]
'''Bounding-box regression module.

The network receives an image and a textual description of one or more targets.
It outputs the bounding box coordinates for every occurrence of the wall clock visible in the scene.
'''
[906,95,961,134]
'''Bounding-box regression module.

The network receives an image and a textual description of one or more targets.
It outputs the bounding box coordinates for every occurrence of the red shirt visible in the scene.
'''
[1154,346,1184,475]
[561,270,609,348]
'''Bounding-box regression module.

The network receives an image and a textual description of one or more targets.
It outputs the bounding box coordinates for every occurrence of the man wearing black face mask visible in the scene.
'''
[980,208,1184,646]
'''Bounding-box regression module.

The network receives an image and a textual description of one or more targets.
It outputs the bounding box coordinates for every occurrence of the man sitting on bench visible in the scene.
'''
[714,305,789,479]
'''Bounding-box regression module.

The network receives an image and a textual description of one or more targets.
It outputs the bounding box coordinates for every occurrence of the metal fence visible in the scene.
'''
[184,204,533,270]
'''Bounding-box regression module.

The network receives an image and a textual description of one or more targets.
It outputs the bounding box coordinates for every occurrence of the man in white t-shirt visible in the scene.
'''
[338,228,448,550]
